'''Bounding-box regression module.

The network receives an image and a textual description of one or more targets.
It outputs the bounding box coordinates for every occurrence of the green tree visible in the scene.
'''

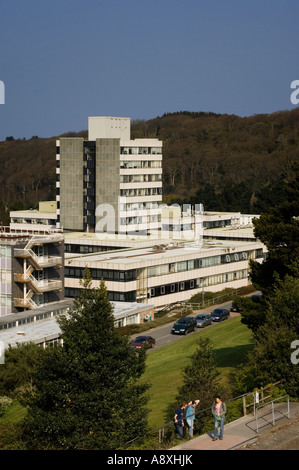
[165,338,223,435]
[249,164,299,294]
[0,343,42,395]
[22,270,150,450]
[237,164,299,333]
[235,276,299,397]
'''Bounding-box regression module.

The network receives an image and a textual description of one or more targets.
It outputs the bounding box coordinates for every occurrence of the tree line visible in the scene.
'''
[1,109,299,224]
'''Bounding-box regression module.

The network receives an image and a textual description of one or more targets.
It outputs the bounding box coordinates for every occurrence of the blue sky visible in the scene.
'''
[0,0,299,141]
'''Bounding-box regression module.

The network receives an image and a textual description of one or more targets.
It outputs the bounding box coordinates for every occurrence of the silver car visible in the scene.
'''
[195,313,212,328]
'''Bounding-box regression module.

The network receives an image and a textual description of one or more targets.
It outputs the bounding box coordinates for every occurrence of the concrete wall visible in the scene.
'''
[88,117,130,141]
[95,138,120,233]
[59,138,84,231]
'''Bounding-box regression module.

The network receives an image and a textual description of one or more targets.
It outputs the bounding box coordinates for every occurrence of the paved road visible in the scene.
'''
[140,300,236,351]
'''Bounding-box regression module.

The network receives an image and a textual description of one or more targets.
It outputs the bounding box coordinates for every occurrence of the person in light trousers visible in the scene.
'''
[212,396,226,440]
[186,400,200,437]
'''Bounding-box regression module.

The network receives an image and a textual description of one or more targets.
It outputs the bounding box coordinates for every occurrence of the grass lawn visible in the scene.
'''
[0,401,27,425]
[142,316,253,429]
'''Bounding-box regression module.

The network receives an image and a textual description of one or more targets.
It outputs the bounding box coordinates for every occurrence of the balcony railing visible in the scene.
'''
[14,272,62,293]
[14,297,38,310]
[14,248,62,269]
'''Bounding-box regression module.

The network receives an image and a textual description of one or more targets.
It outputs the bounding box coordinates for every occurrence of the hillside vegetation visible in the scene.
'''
[1,109,299,223]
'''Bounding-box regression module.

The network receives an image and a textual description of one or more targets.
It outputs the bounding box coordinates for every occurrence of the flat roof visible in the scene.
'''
[65,239,263,267]
[63,231,177,250]
[0,300,73,326]
[203,226,256,236]
[0,301,154,349]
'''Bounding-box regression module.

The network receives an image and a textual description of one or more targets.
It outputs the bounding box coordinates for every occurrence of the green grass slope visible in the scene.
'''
[142,316,253,429]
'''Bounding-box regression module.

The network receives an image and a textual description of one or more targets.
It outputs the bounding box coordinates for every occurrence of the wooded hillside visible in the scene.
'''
[1,109,299,223]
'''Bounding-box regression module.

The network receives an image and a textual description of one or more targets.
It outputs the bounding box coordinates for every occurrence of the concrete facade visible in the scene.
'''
[95,138,120,233]
[64,239,266,308]
[58,138,84,231]
[56,117,163,235]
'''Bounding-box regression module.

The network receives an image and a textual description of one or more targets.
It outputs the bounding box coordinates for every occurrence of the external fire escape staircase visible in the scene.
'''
[13,234,63,310]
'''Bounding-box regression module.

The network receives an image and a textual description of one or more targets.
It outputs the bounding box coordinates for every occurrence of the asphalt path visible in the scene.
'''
[143,300,236,352]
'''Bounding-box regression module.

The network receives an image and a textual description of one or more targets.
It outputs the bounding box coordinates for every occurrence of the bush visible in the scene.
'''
[0,396,13,417]
[0,423,26,450]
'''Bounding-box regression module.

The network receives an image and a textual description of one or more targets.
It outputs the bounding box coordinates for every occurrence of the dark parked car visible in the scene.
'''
[130,335,156,349]
[171,316,196,335]
[251,293,263,302]
[195,313,212,328]
[211,308,230,322]
[230,302,241,312]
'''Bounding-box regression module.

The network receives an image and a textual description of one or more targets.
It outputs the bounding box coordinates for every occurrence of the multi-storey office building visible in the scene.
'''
[10,201,58,233]
[56,116,163,235]
[0,229,64,317]
[64,239,266,308]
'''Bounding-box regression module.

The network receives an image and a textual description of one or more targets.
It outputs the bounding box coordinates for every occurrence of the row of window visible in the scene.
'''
[0,270,11,282]
[65,251,253,283]
[65,268,249,302]
[0,293,11,307]
[119,202,160,211]
[121,147,162,155]
[149,279,197,297]
[57,144,161,157]
[120,187,162,197]
[0,246,11,258]
[11,218,56,225]
[120,160,162,169]
[162,224,193,232]
[65,267,137,282]
[148,269,248,298]
[64,244,122,254]
[120,174,162,183]
[147,251,251,278]
[65,287,136,303]
[0,308,65,331]
[120,214,161,225]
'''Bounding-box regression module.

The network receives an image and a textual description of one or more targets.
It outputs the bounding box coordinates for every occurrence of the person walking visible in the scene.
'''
[186,400,200,437]
[174,402,187,439]
[212,396,226,440]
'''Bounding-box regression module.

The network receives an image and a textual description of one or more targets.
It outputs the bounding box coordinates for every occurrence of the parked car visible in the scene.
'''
[130,335,156,349]
[195,313,212,328]
[211,308,230,322]
[251,293,263,302]
[230,302,241,312]
[171,316,196,335]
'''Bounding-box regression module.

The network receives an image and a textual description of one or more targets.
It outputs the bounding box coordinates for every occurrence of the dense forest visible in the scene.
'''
[1,108,299,224]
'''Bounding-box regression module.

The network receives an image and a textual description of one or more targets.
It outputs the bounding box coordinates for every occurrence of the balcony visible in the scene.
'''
[14,248,62,270]
[14,272,62,294]
[14,297,38,310]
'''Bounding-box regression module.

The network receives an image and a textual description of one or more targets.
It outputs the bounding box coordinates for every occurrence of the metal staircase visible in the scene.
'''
[13,234,63,310]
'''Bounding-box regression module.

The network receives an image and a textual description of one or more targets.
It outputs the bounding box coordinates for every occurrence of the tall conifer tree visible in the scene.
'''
[23,269,149,450]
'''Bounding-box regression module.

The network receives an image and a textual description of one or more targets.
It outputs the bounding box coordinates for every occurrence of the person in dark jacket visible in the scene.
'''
[174,402,187,439]
[212,396,226,440]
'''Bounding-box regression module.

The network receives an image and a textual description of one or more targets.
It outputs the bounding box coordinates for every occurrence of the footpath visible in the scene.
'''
[170,401,299,451]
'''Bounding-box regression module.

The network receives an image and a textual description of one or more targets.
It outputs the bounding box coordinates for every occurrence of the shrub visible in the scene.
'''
[0,396,13,417]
